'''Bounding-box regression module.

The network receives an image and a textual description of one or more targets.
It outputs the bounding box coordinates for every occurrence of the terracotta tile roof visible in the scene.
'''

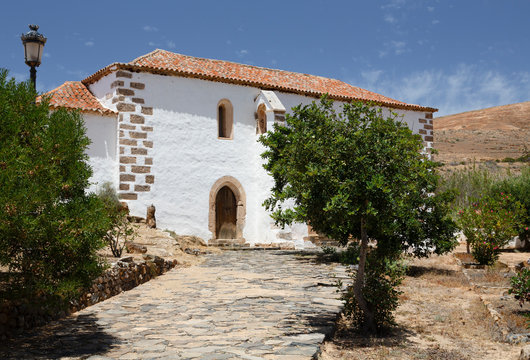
[82,49,436,112]
[39,81,116,116]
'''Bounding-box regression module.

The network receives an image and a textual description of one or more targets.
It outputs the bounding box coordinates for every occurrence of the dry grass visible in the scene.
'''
[319,254,519,360]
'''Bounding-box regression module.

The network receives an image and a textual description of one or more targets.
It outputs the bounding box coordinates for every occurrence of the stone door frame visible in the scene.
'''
[208,176,246,243]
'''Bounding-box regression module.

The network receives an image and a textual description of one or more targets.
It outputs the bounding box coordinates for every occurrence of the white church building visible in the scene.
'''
[44,49,436,248]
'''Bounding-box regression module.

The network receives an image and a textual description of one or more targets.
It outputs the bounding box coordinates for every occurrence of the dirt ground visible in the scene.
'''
[319,253,522,360]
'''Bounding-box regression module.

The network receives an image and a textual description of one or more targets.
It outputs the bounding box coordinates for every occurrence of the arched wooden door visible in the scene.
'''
[215,186,237,239]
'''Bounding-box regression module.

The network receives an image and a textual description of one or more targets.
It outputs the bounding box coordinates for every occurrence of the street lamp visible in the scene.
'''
[21,24,47,90]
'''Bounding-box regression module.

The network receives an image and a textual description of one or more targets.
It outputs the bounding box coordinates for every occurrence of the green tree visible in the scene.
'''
[0,69,110,302]
[260,97,457,332]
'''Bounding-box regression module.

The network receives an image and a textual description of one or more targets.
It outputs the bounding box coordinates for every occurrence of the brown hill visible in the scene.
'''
[433,102,530,165]
[435,101,530,131]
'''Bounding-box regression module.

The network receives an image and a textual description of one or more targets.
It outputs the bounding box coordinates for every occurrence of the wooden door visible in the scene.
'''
[215,186,237,239]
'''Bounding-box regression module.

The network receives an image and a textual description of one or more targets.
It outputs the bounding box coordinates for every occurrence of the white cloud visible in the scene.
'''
[432,19,440,25]
[349,65,530,116]
[148,41,159,47]
[361,70,383,84]
[379,40,408,57]
[384,14,397,24]
[381,0,406,10]
[167,40,176,49]
[236,49,248,57]
[143,25,158,32]
[84,41,94,47]
[427,6,435,12]
[391,41,407,55]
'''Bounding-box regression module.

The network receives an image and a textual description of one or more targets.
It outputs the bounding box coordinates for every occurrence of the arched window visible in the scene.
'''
[217,99,233,139]
[256,104,267,134]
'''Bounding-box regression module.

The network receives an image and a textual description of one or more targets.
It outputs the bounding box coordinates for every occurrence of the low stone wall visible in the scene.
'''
[0,255,177,339]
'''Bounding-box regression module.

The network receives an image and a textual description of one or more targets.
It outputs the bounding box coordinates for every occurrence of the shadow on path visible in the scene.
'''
[0,313,120,359]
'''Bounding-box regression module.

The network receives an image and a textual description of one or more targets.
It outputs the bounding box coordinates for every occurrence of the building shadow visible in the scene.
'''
[0,313,120,359]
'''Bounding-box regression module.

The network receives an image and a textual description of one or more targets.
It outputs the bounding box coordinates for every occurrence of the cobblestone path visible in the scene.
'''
[1,251,347,359]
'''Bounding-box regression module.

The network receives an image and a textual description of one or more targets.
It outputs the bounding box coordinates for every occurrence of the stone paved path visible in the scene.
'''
[1,251,348,359]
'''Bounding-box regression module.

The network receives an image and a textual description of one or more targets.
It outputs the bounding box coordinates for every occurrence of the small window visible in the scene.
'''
[256,105,267,135]
[217,99,233,139]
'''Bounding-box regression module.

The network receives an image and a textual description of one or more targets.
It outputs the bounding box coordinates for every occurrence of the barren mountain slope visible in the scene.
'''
[435,101,530,131]
[433,102,530,164]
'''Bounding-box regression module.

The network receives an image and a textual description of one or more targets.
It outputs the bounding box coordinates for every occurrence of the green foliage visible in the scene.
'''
[0,69,110,301]
[321,243,360,265]
[489,166,530,242]
[502,145,530,163]
[509,268,530,307]
[97,183,136,258]
[342,257,406,332]
[260,97,457,332]
[260,97,457,256]
[458,192,525,265]
[437,165,503,216]
[340,243,360,265]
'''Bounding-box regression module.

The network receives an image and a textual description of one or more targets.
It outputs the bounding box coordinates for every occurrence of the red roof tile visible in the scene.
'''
[82,49,436,112]
[40,81,116,116]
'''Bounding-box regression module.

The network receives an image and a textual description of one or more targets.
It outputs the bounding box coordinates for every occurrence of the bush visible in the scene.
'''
[489,166,530,243]
[509,268,530,307]
[0,70,111,302]
[458,192,525,265]
[341,257,406,332]
[321,243,360,265]
[97,183,136,258]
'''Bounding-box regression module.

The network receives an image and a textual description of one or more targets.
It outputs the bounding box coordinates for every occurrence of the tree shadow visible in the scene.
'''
[406,265,459,278]
[328,322,417,349]
[0,313,120,359]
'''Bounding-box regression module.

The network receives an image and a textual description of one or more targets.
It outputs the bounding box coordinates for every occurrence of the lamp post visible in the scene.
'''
[21,24,47,91]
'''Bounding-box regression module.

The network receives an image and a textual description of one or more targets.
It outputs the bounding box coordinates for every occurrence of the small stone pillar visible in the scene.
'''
[146,204,156,228]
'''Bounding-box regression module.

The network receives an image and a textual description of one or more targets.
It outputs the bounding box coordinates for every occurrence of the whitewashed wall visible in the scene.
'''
[83,113,118,194]
[88,71,428,247]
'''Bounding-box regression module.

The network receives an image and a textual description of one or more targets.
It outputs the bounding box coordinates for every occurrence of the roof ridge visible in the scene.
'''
[130,48,164,64]
[135,49,342,83]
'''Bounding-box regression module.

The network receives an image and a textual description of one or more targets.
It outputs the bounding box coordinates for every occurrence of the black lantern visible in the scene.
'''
[21,24,47,90]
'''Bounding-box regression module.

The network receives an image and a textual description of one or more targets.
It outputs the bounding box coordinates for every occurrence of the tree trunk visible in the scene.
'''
[352,216,376,333]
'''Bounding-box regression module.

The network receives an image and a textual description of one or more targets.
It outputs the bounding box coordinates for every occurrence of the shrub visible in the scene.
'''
[97,183,136,258]
[341,257,406,332]
[0,70,110,302]
[458,192,525,265]
[489,166,530,243]
[321,243,360,265]
[509,268,530,306]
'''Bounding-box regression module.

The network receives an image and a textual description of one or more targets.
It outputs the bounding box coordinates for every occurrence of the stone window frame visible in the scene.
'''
[217,99,234,140]
[256,103,267,135]
[208,176,246,240]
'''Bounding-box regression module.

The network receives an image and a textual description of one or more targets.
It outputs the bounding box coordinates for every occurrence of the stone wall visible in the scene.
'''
[419,112,434,148]
[112,70,155,201]
[0,255,177,339]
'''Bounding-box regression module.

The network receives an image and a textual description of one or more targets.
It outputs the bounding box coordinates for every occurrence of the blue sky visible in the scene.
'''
[1,0,529,117]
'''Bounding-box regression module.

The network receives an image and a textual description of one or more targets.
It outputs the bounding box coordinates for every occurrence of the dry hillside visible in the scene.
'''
[433,101,529,165]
